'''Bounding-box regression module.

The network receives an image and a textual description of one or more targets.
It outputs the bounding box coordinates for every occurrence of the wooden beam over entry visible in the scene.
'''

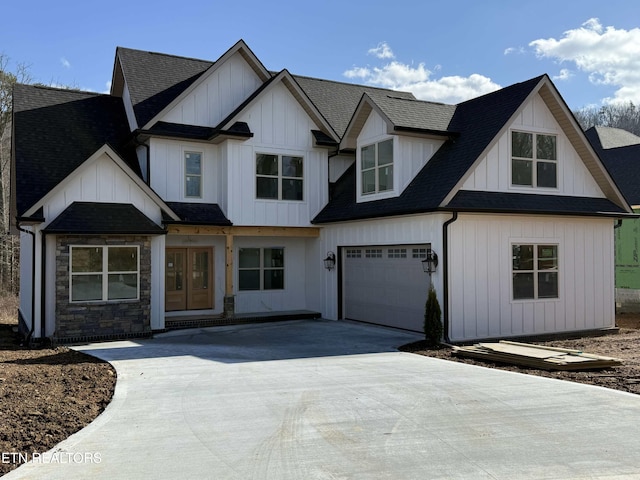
[166,225,321,237]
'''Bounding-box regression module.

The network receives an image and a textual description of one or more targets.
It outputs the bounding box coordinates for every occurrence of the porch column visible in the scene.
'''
[224,233,235,316]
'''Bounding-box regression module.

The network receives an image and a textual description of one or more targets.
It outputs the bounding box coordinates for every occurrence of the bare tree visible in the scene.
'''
[0,54,31,294]
[574,102,640,137]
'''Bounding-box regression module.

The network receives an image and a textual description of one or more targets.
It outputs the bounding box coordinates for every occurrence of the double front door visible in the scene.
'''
[165,247,213,311]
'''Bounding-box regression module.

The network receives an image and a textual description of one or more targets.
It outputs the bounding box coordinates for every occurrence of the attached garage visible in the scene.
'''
[342,245,432,332]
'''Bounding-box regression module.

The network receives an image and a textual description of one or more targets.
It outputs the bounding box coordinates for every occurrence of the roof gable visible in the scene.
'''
[341,94,456,149]
[293,75,416,139]
[12,84,135,216]
[116,47,212,129]
[215,69,339,143]
[133,40,271,130]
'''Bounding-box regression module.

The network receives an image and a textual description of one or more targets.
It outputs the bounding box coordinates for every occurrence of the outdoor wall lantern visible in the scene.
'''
[421,249,438,274]
[323,251,336,271]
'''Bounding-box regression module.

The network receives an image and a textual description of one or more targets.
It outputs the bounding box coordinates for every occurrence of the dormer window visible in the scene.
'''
[511,131,557,188]
[361,139,393,195]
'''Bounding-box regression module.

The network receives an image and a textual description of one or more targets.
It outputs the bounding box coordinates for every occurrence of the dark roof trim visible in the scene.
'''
[392,125,458,137]
[43,202,166,235]
[445,191,631,218]
[312,130,339,147]
[138,121,253,143]
[162,202,232,226]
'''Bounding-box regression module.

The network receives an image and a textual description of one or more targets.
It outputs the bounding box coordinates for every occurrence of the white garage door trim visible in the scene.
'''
[342,244,432,332]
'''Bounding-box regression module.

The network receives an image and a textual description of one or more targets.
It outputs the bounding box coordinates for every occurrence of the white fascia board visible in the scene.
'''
[340,94,394,151]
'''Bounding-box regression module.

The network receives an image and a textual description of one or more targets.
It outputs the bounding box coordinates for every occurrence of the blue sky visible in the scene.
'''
[4,0,640,110]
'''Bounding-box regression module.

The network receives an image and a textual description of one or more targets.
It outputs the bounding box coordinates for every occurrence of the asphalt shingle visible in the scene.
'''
[43,202,165,234]
[12,84,134,216]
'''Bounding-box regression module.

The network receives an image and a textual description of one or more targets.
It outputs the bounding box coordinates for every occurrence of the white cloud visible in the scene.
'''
[368,42,395,59]
[529,18,640,104]
[344,46,501,104]
[553,68,573,81]
[504,46,525,55]
[60,57,71,68]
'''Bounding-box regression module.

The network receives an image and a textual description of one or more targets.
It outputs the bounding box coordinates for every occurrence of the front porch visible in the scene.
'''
[162,310,322,332]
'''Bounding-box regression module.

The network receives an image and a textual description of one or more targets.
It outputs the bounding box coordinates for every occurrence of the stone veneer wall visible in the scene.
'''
[55,235,152,341]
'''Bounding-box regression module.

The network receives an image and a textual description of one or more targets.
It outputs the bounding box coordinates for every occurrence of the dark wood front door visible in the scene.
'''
[165,247,213,311]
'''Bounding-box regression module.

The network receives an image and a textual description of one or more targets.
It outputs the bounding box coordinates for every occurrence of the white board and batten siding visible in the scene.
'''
[42,152,163,226]
[225,82,329,226]
[161,52,263,128]
[461,93,605,198]
[233,237,309,314]
[356,109,444,203]
[448,214,615,342]
[150,139,222,204]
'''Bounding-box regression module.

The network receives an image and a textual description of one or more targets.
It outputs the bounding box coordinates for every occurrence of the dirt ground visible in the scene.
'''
[0,296,116,476]
[401,313,640,396]
[1,293,640,476]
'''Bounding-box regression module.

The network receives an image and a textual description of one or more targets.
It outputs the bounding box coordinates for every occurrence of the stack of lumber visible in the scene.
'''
[452,340,622,371]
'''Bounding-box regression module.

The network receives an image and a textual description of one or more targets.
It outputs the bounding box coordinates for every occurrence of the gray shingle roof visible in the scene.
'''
[292,75,416,138]
[590,126,640,149]
[370,95,457,134]
[117,47,212,128]
[12,84,135,216]
[586,126,640,206]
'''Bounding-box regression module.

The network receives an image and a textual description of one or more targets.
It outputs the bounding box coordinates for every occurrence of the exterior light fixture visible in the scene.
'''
[323,251,336,271]
[421,249,438,274]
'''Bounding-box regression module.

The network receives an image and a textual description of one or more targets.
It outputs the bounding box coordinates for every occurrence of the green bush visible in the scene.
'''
[424,285,443,346]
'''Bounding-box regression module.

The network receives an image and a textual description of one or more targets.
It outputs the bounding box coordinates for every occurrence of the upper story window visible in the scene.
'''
[511,132,557,188]
[256,154,303,201]
[185,151,202,198]
[70,246,139,302]
[361,139,393,195]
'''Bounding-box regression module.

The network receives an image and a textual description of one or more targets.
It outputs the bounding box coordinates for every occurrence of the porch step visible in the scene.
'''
[164,310,321,331]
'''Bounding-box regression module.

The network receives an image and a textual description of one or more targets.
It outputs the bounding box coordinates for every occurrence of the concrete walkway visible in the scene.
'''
[6,319,640,479]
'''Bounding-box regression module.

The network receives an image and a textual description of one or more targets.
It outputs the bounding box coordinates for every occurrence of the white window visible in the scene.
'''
[361,139,393,195]
[256,154,303,200]
[185,151,202,198]
[70,246,139,302]
[346,249,362,258]
[512,244,558,300]
[511,131,557,188]
[238,247,284,290]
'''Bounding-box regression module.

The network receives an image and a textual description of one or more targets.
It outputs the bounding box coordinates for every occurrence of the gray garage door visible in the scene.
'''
[343,245,432,332]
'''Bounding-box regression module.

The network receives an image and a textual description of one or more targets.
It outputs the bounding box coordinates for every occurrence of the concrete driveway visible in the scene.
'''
[6,319,640,479]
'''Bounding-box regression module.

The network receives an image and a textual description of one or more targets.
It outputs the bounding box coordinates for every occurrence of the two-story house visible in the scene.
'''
[11,40,633,344]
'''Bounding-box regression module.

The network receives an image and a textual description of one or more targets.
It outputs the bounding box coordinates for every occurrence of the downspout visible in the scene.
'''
[442,211,458,344]
[40,231,47,341]
[16,222,36,344]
